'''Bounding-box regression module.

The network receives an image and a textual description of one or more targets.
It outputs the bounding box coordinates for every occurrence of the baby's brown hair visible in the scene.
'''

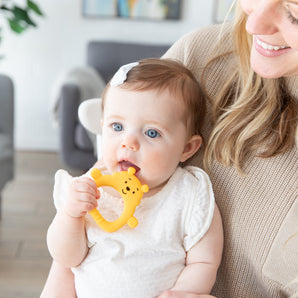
[102,58,206,138]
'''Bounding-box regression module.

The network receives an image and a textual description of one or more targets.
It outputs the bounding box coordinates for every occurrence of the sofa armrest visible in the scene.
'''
[0,74,14,137]
[59,83,97,170]
[0,74,14,202]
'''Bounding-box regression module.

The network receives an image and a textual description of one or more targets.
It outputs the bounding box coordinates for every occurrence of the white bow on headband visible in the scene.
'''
[110,62,139,87]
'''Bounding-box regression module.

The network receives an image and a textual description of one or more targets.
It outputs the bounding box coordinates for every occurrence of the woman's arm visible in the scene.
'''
[159,204,223,297]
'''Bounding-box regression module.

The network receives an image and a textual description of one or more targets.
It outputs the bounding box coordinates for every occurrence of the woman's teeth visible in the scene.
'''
[256,37,290,51]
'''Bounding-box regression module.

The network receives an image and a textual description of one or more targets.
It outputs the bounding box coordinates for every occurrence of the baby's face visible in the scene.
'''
[101,86,190,194]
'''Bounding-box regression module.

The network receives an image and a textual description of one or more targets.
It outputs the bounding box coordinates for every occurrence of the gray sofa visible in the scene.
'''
[0,74,14,216]
[58,41,170,170]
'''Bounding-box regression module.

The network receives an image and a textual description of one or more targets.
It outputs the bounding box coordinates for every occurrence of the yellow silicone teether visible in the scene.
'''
[88,167,149,233]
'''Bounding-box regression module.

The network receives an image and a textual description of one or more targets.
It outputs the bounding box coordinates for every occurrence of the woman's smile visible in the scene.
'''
[254,36,292,57]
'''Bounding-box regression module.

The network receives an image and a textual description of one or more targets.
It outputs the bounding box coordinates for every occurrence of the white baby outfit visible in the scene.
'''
[53,166,215,298]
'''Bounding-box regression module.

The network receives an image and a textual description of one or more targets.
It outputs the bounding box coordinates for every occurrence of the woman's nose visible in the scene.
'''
[121,135,140,151]
[242,1,279,35]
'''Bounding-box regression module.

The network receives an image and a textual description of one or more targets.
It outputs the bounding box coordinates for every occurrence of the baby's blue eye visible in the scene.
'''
[145,129,160,138]
[112,123,123,131]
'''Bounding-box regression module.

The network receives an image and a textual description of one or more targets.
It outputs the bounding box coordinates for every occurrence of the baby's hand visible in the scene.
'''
[64,177,100,218]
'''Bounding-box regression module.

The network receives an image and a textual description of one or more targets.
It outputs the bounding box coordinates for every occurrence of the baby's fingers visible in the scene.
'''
[71,178,99,197]
[65,191,98,218]
[77,191,98,206]
[64,202,94,218]
[72,198,96,215]
[66,178,100,217]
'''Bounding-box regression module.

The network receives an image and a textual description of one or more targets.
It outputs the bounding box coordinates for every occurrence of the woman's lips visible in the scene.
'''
[119,160,140,173]
[254,36,291,57]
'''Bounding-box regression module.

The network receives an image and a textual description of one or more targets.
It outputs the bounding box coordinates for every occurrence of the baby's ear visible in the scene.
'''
[180,135,202,162]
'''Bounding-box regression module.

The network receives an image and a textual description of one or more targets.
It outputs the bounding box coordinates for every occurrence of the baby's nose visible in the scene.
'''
[121,135,140,151]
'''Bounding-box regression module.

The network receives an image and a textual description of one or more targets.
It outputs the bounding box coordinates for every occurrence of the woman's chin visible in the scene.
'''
[250,51,298,78]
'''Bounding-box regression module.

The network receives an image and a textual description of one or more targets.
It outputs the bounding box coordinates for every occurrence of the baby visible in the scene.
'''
[46,58,223,298]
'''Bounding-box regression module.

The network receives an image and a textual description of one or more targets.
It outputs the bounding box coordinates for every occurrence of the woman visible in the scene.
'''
[42,0,297,297]
[164,0,297,297]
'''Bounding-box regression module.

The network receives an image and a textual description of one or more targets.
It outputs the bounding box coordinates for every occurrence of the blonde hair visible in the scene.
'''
[203,1,297,172]
[102,58,206,139]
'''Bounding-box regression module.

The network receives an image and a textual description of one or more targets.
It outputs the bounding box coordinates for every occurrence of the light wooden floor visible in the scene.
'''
[0,151,81,298]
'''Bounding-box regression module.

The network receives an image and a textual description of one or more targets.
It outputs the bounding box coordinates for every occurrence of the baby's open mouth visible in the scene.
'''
[119,160,140,173]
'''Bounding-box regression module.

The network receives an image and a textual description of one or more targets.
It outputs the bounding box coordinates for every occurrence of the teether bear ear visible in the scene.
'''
[91,168,103,188]
[141,185,149,193]
[128,167,136,176]
[91,168,102,179]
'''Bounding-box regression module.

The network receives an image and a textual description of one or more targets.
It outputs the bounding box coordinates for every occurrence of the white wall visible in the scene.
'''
[0,0,214,151]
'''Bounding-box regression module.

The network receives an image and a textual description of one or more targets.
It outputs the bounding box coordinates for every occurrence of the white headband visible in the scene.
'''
[110,62,139,87]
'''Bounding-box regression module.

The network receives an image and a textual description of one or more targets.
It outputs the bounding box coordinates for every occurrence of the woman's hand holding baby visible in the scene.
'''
[158,291,216,298]
[64,177,100,218]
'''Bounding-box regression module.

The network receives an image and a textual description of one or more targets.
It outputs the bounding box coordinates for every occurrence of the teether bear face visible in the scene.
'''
[121,176,143,204]
[119,167,149,204]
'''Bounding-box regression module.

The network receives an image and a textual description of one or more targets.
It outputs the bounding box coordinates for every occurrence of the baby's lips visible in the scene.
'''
[119,160,140,173]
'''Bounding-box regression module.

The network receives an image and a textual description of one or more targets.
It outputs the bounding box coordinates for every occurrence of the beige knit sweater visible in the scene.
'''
[164,24,298,298]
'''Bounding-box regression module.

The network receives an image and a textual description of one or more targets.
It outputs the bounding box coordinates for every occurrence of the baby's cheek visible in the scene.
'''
[144,151,174,175]
[144,151,162,167]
